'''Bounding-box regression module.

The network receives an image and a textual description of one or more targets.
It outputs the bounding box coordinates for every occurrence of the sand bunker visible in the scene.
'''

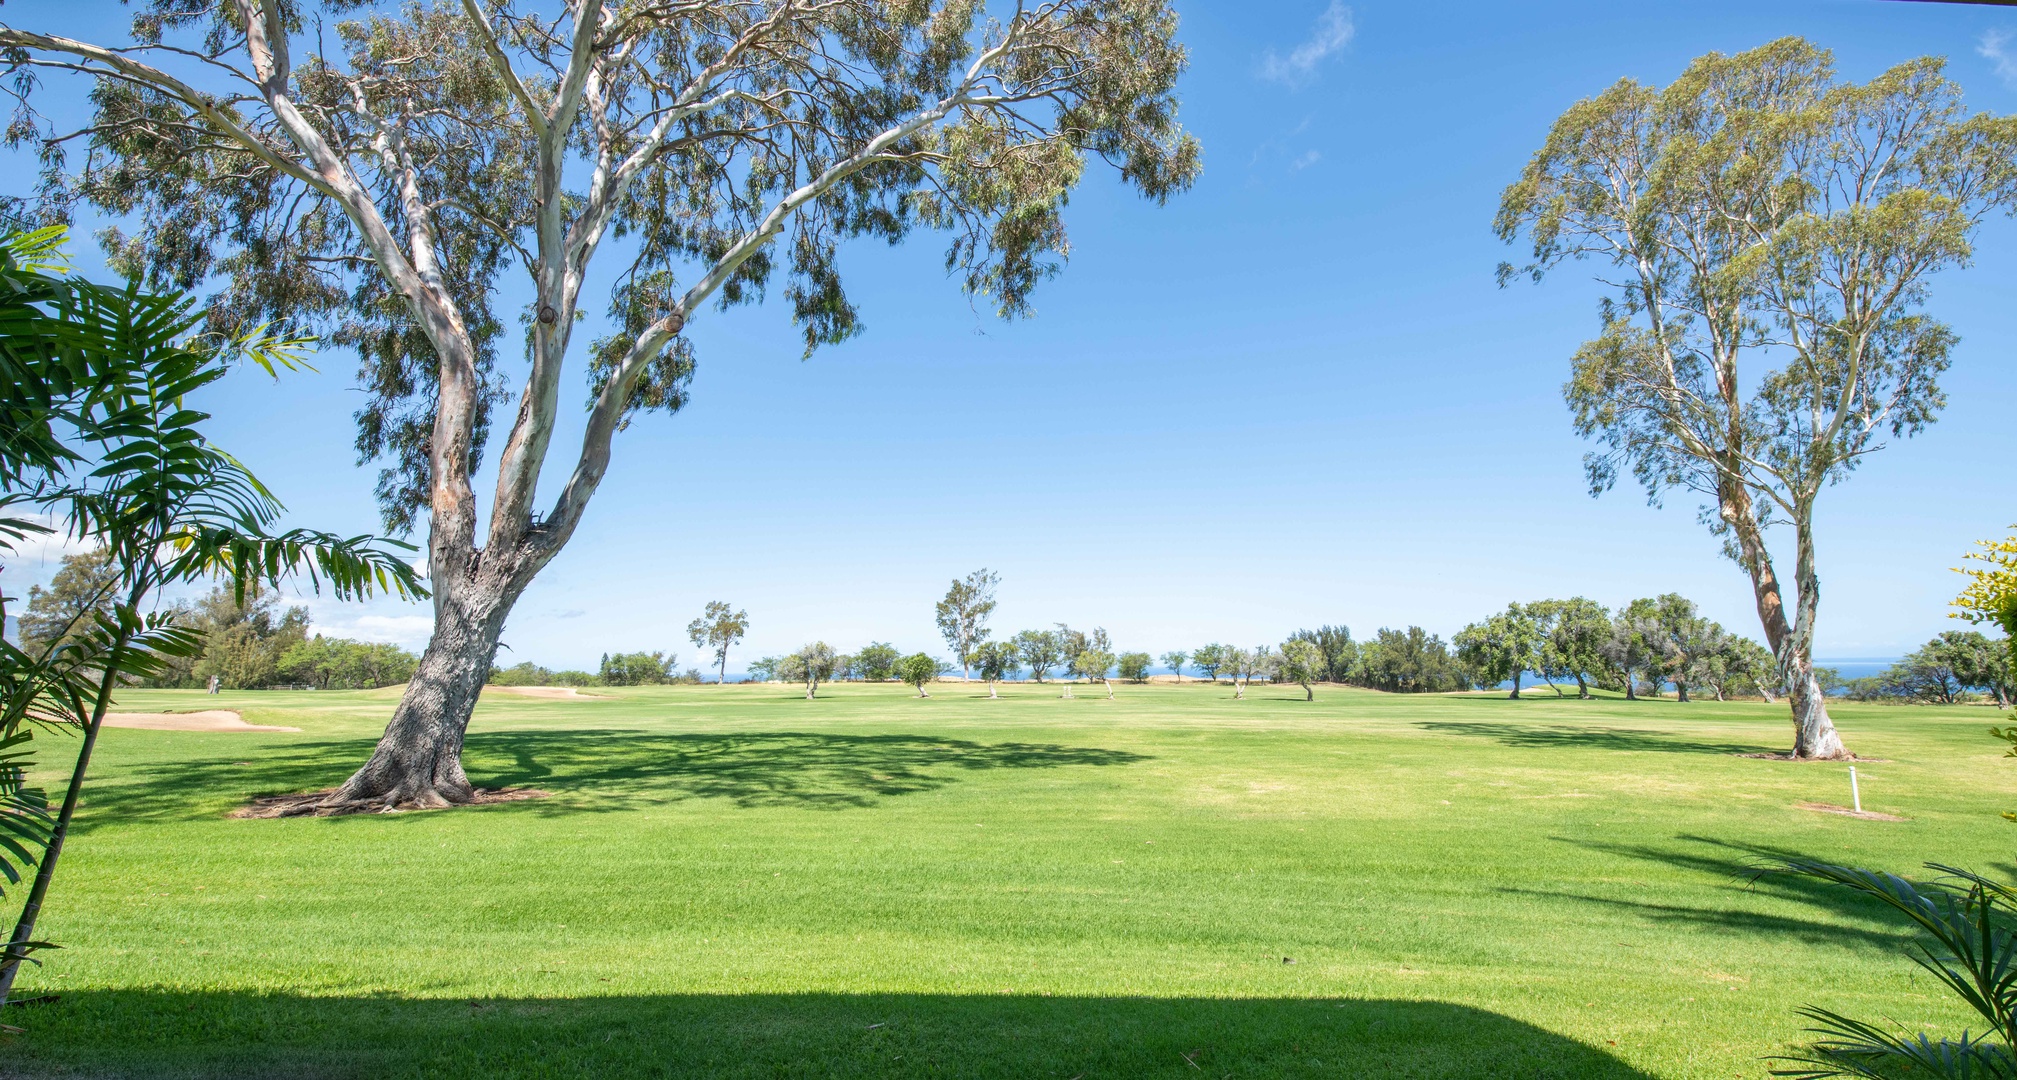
[1795,801,1907,822]
[233,787,549,818]
[483,686,598,700]
[103,710,300,733]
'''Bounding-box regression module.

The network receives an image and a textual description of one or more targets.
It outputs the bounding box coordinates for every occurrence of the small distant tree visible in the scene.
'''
[854,643,900,683]
[1160,650,1188,682]
[687,602,749,685]
[1118,651,1152,683]
[1054,624,1089,686]
[1226,645,1272,699]
[1014,630,1063,683]
[189,586,311,690]
[1289,625,1357,683]
[1077,646,1117,698]
[897,653,945,698]
[973,640,1021,699]
[1731,637,1783,702]
[745,656,783,683]
[1277,639,1323,701]
[1937,630,2012,709]
[1640,593,1720,703]
[936,569,1000,681]
[1455,604,1540,699]
[1605,600,1664,700]
[1192,643,1227,682]
[787,642,838,700]
[1531,598,1611,698]
[14,549,118,655]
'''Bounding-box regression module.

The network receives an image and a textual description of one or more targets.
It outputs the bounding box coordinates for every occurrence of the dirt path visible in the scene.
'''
[103,710,301,733]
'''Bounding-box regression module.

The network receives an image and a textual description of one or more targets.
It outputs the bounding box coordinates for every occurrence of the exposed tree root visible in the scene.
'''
[1737,752,1889,763]
[231,787,549,818]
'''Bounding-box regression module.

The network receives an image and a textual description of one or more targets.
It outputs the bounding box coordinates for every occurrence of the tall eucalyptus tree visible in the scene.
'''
[1498,38,2016,759]
[0,0,1198,808]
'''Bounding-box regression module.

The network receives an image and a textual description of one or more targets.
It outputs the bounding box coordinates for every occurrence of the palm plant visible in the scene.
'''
[1765,860,2017,1079]
[0,228,423,1010]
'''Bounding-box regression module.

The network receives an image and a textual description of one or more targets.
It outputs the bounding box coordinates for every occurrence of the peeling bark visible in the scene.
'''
[1722,480,1850,759]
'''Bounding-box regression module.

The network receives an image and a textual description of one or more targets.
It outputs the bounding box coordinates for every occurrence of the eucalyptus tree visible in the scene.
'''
[1012,629,1061,682]
[935,568,1000,680]
[972,639,1019,699]
[1497,38,2017,759]
[1160,650,1187,682]
[687,602,748,685]
[0,0,1198,810]
[1455,604,1541,699]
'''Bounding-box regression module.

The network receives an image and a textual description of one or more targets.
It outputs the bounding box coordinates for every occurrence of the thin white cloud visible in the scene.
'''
[1261,2,1355,86]
[301,609,436,646]
[1291,149,1322,171]
[1982,29,2017,88]
[2,516,96,592]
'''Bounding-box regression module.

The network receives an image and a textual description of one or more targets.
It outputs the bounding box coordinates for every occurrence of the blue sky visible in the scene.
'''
[6,0,2016,673]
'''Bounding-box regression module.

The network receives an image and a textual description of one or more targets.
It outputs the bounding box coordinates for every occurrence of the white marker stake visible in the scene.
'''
[1849,766,1862,814]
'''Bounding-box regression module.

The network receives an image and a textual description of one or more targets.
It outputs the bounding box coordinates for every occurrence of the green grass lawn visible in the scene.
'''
[0,681,2008,1079]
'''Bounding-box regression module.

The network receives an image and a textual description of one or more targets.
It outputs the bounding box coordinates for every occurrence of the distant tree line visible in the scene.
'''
[15,550,418,690]
[1454,595,1778,702]
[1827,631,2012,707]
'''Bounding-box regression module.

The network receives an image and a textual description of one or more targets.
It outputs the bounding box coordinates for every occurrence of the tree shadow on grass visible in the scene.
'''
[79,731,1150,827]
[1415,721,1771,757]
[1518,834,1935,950]
[1,990,1656,1080]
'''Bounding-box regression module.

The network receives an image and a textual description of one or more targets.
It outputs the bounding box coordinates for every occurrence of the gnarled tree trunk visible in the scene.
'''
[317,549,537,810]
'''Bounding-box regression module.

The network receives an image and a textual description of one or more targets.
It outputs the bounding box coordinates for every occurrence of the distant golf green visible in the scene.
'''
[2,682,2005,1079]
